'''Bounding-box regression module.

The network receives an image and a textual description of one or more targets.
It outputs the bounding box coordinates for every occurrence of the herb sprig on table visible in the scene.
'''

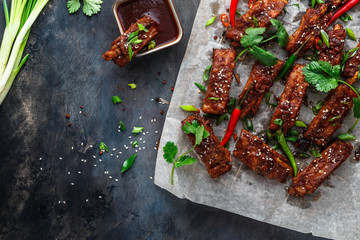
[67,0,103,16]
[163,120,210,185]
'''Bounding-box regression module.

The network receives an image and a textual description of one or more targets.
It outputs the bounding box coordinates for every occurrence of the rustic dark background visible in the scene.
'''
[0,0,326,239]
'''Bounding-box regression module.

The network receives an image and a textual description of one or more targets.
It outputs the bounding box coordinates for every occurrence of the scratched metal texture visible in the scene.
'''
[0,0,325,239]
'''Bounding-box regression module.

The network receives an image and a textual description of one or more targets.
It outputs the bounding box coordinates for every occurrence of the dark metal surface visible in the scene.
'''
[0,1,326,239]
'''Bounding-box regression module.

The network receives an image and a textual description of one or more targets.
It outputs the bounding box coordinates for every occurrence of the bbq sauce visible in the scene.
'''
[118,0,179,47]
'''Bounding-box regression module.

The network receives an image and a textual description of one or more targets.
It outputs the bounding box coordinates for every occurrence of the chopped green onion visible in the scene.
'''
[112,96,123,104]
[312,101,324,115]
[132,127,144,135]
[137,23,148,32]
[292,3,300,10]
[236,10,241,16]
[265,93,278,107]
[227,97,237,113]
[320,30,329,48]
[340,13,353,22]
[298,153,311,159]
[208,97,219,101]
[203,65,212,81]
[295,120,307,128]
[337,133,356,141]
[128,45,133,61]
[121,154,137,173]
[311,149,321,158]
[128,31,139,40]
[288,129,299,137]
[266,130,277,146]
[346,28,357,41]
[274,119,283,126]
[180,105,200,112]
[216,114,229,126]
[205,16,216,27]
[99,142,109,152]
[329,116,341,122]
[194,82,206,92]
[119,121,126,131]
[148,40,156,50]
[128,83,137,89]
[242,117,254,132]
[132,140,138,147]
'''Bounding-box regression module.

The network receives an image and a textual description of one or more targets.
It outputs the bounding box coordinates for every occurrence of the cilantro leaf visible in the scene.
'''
[163,141,178,163]
[302,61,339,92]
[241,27,265,48]
[175,155,197,168]
[82,0,103,16]
[270,19,289,47]
[195,125,205,146]
[182,121,210,145]
[67,0,81,13]
[247,45,278,66]
[353,97,360,118]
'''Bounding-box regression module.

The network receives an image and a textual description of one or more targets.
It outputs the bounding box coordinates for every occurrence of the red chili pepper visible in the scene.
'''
[221,14,230,28]
[315,37,320,50]
[229,0,239,26]
[327,0,359,26]
[249,0,257,9]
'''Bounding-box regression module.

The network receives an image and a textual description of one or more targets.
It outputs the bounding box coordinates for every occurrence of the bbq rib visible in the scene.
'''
[285,1,342,55]
[269,64,308,134]
[202,48,236,115]
[238,60,284,119]
[304,72,358,146]
[233,129,293,183]
[288,139,353,197]
[102,16,158,67]
[181,115,232,178]
[226,0,288,46]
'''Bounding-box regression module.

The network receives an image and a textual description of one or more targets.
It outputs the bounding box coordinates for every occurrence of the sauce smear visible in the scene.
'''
[118,0,179,47]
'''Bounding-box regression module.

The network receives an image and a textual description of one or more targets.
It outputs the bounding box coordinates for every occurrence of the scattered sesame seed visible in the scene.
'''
[71,183,74,185]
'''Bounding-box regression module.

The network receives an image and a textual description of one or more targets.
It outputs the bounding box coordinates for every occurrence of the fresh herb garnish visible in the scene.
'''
[137,23,148,32]
[203,65,212,81]
[180,105,200,112]
[148,40,156,50]
[195,82,206,92]
[337,133,356,141]
[67,0,103,16]
[341,47,358,71]
[329,116,341,122]
[132,140,138,147]
[164,121,210,184]
[208,97,220,101]
[311,149,321,158]
[99,142,108,152]
[205,16,216,27]
[340,13,353,22]
[242,117,254,132]
[346,28,357,41]
[236,10,241,16]
[249,16,259,27]
[298,153,311,159]
[112,96,123,104]
[128,45,133,61]
[132,127,144,135]
[119,121,126,131]
[121,154,137,173]
[128,83,137,89]
[260,19,289,48]
[312,101,324,115]
[227,97,237,114]
[265,93,278,107]
[295,120,307,128]
[320,30,329,48]
[274,118,283,126]
[292,3,300,10]
[216,114,229,126]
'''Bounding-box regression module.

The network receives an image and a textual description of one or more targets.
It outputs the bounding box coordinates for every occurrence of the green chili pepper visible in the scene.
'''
[278,133,297,176]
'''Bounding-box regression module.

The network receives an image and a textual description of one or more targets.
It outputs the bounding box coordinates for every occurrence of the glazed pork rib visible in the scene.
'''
[238,60,284,119]
[202,48,236,115]
[304,73,358,146]
[181,115,232,178]
[269,64,308,134]
[285,1,342,55]
[233,129,293,183]
[318,24,346,65]
[226,0,288,46]
[288,140,353,197]
[102,16,158,67]
[343,42,360,78]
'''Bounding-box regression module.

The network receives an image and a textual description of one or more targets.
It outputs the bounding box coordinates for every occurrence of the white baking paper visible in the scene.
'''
[154,1,360,239]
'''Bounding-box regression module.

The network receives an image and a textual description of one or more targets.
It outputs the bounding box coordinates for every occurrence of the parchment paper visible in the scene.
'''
[154,1,360,239]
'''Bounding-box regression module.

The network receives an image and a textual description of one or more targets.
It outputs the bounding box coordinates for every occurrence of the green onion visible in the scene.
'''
[340,13,353,22]
[274,119,283,126]
[128,45,133,61]
[99,142,109,152]
[346,28,357,41]
[329,116,341,122]
[203,65,212,81]
[205,16,216,27]
[148,40,156,50]
[180,105,200,112]
[242,117,254,132]
[337,133,356,141]
[132,140,138,147]
[298,153,311,159]
[265,92,278,107]
[295,120,307,128]
[311,149,321,158]
[320,30,329,48]
[119,121,126,131]
[208,97,219,101]
[312,101,324,115]
[194,82,206,92]
[132,127,144,135]
[137,23,148,32]
[266,130,277,146]
[121,154,137,173]
[128,83,137,89]
[286,136,298,143]
[288,129,299,137]
[216,113,229,126]
[236,10,241,16]
[112,96,123,104]
[227,97,237,113]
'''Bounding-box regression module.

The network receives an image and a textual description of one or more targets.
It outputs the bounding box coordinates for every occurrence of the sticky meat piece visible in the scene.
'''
[343,42,360,78]
[285,2,341,55]
[181,115,231,178]
[226,0,288,46]
[318,24,346,66]
[304,73,358,146]
[288,140,353,197]
[269,64,308,134]
[102,16,158,67]
[239,60,284,118]
[202,48,236,115]
[233,129,293,183]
